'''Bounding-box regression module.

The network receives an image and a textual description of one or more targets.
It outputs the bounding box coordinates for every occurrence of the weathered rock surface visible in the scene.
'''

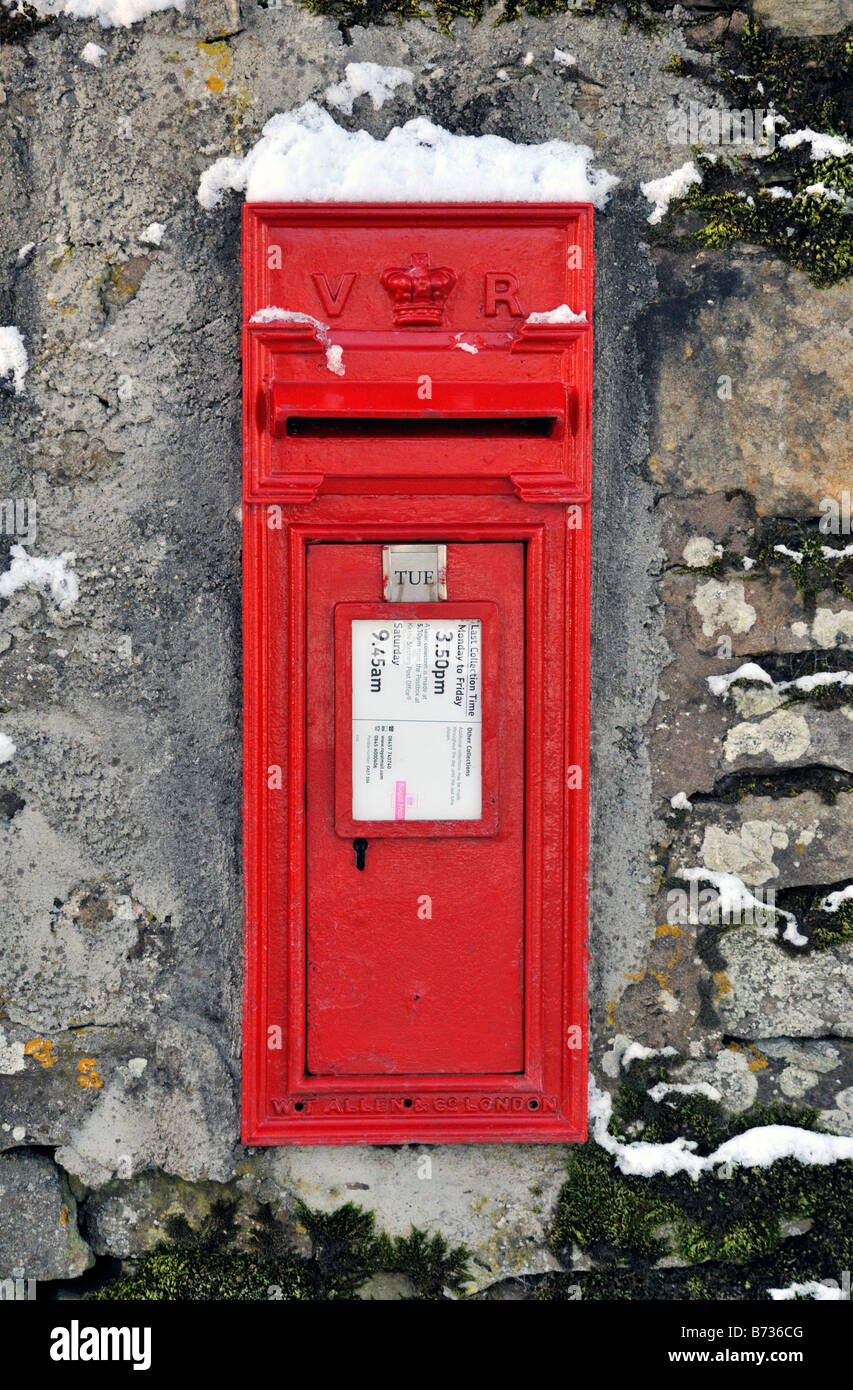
[643,253,853,516]
[0,2,685,1269]
[673,790,853,888]
[246,1144,567,1295]
[751,0,853,35]
[0,1149,92,1280]
[716,931,853,1040]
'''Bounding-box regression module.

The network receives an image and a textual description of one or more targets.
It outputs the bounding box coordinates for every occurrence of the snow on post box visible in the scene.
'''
[242,204,592,1144]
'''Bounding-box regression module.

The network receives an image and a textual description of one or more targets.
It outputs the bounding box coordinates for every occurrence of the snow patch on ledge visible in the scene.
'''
[140,222,165,246]
[620,1041,678,1070]
[779,128,853,160]
[648,1081,722,1104]
[525,304,587,325]
[0,732,16,763]
[775,541,853,563]
[707,660,853,700]
[820,884,853,914]
[324,63,413,116]
[769,1281,846,1301]
[249,308,345,376]
[591,1078,853,1179]
[706,662,774,697]
[678,867,802,944]
[0,545,79,611]
[198,102,618,209]
[641,161,702,225]
[26,0,183,27]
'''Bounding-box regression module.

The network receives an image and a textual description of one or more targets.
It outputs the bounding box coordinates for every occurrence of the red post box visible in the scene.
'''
[242,204,591,1144]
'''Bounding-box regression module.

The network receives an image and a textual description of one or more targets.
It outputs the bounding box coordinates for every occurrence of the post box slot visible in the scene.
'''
[285,416,558,438]
[266,379,568,450]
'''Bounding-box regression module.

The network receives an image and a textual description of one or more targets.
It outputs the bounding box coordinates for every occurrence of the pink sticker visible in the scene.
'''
[394,781,407,821]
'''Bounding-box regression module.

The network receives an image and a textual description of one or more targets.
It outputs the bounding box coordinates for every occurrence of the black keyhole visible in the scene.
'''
[353,838,368,871]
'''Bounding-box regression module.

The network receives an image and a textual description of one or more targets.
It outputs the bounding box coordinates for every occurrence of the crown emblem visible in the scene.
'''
[380,253,457,327]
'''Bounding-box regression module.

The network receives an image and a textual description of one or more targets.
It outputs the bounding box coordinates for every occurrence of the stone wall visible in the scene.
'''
[1,0,851,1298]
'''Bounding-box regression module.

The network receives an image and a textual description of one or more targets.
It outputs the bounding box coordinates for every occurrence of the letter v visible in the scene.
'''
[312,272,356,317]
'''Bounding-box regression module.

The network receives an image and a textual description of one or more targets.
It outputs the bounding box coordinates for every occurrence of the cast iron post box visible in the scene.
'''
[242,204,592,1144]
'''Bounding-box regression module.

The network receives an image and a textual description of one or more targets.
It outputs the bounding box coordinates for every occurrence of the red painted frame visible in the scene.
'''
[334,601,500,839]
[242,203,592,1144]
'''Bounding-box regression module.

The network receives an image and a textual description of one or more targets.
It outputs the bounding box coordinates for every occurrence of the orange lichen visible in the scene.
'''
[78,1057,103,1089]
[25,1038,56,1068]
[713,971,731,1001]
[726,1040,769,1071]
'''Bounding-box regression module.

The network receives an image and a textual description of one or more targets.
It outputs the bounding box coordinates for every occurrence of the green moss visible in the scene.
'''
[86,1246,305,1301]
[812,896,853,949]
[0,1,54,43]
[86,1197,470,1301]
[657,21,853,285]
[501,0,669,33]
[550,1145,679,1260]
[544,1077,853,1300]
[382,1227,470,1298]
[714,642,853,714]
[299,0,477,33]
[722,20,853,139]
[692,768,853,807]
[753,522,853,610]
[778,684,853,713]
[775,883,853,951]
[661,53,684,75]
[615,1058,819,1153]
[296,0,693,38]
[673,556,724,578]
[676,1213,781,1266]
[675,159,853,288]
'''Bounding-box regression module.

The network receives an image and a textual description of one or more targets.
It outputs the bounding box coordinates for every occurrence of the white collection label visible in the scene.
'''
[351,618,482,821]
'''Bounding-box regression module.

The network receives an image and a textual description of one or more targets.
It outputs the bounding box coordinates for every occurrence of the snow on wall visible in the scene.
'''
[26,0,184,27]
[591,1079,853,1180]
[198,102,619,210]
[0,546,79,611]
[640,161,702,225]
[0,326,28,395]
[324,63,414,116]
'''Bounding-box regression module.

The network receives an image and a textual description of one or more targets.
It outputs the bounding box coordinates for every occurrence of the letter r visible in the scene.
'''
[484,272,523,317]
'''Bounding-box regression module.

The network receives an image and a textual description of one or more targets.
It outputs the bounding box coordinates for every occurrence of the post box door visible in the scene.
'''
[306,541,525,1076]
